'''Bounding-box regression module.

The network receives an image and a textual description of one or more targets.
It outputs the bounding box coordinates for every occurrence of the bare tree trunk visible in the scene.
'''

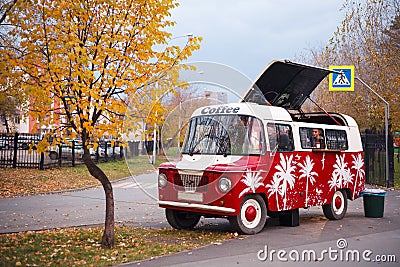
[82,150,114,248]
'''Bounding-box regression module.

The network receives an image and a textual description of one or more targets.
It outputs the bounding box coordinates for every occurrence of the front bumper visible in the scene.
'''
[158,200,236,214]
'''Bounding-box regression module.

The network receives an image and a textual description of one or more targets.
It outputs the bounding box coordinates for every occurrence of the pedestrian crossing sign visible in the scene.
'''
[329,65,354,91]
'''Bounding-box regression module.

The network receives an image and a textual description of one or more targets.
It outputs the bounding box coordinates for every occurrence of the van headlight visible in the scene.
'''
[158,173,168,188]
[218,177,232,193]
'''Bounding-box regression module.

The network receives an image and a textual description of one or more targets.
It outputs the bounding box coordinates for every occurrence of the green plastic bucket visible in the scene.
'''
[360,189,386,218]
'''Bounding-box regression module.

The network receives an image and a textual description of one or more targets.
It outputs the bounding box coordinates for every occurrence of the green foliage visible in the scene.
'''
[395,153,400,188]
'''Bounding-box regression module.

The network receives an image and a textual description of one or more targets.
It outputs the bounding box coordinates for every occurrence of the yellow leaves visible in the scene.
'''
[5,0,202,148]
[35,139,51,154]
[92,142,99,150]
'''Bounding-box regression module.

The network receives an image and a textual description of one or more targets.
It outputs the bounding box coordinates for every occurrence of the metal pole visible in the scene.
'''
[355,77,390,186]
[152,123,157,164]
[178,100,181,152]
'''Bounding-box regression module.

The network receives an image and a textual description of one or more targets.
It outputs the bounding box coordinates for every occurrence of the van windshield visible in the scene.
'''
[182,115,265,156]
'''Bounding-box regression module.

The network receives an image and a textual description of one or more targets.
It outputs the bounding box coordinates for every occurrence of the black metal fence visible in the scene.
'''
[1,131,396,188]
[0,133,126,169]
[361,130,395,187]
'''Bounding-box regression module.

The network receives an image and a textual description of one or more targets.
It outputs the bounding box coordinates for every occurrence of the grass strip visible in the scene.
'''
[0,226,235,266]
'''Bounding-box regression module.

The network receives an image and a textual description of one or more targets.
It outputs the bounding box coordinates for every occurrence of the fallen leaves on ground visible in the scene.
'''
[0,226,236,266]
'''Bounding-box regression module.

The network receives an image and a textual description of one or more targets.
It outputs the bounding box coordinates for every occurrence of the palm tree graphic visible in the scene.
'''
[329,154,352,191]
[351,153,365,198]
[238,169,264,198]
[298,155,318,206]
[272,153,296,210]
[266,175,283,211]
[315,187,324,205]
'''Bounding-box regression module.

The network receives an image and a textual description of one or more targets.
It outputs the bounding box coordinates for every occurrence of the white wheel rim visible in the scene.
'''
[240,199,262,229]
[333,191,345,215]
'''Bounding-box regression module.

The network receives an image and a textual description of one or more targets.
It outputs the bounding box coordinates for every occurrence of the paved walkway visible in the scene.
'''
[0,172,167,233]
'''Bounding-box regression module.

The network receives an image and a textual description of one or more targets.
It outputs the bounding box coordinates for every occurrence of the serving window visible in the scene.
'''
[299,127,348,150]
[325,129,348,150]
[300,127,325,149]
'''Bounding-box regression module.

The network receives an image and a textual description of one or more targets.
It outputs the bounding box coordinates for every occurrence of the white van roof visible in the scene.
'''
[191,102,360,128]
[191,102,293,122]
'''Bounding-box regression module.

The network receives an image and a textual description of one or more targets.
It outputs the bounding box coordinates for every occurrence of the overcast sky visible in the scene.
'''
[170,0,346,79]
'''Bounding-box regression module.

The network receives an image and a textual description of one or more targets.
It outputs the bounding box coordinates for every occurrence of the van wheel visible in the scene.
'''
[323,190,347,220]
[229,195,267,234]
[165,209,201,230]
[21,143,29,150]
[49,151,58,160]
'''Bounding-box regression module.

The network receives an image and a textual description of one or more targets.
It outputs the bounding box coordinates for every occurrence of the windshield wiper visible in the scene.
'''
[187,135,209,156]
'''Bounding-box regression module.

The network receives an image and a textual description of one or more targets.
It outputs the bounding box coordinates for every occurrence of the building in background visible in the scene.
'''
[203,90,227,105]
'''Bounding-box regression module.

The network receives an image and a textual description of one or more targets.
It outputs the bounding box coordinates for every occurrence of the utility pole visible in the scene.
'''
[356,77,390,187]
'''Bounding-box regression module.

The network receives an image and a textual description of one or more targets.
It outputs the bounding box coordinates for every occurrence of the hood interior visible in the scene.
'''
[242,60,331,110]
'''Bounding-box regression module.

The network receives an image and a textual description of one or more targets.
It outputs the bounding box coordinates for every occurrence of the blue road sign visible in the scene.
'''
[329,65,354,91]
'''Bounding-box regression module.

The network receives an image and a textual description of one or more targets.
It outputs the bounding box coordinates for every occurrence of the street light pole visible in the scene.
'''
[152,33,193,162]
[170,33,193,41]
[177,99,182,153]
[152,123,157,165]
[355,77,390,187]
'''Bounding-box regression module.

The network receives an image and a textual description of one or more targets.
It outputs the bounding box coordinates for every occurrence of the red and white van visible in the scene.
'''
[158,60,365,234]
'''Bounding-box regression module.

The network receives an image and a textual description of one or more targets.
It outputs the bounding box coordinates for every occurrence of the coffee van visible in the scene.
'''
[158,60,365,234]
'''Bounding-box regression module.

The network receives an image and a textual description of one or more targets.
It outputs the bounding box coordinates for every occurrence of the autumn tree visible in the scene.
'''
[0,0,17,24]
[0,0,26,132]
[5,0,201,248]
[302,0,399,132]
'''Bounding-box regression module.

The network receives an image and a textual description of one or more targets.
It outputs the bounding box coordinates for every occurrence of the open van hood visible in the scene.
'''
[242,60,331,110]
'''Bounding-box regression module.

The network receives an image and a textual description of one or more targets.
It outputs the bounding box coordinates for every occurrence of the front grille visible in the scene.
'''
[174,174,208,192]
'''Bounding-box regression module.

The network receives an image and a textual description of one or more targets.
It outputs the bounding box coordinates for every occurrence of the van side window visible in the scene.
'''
[267,123,293,151]
[326,129,348,150]
[300,127,325,149]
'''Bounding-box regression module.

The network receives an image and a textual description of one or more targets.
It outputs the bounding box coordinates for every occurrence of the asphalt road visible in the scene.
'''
[0,172,399,266]
[0,172,166,233]
[120,185,400,267]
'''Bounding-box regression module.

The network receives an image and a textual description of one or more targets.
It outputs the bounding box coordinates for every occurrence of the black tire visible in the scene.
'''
[229,194,267,234]
[323,190,348,220]
[165,209,201,230]
[49,151,58,160]
[21,143,29,150]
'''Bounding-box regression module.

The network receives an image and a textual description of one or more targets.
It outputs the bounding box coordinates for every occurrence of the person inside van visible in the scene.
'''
[278,128,291,151]
[311,128,325,148]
